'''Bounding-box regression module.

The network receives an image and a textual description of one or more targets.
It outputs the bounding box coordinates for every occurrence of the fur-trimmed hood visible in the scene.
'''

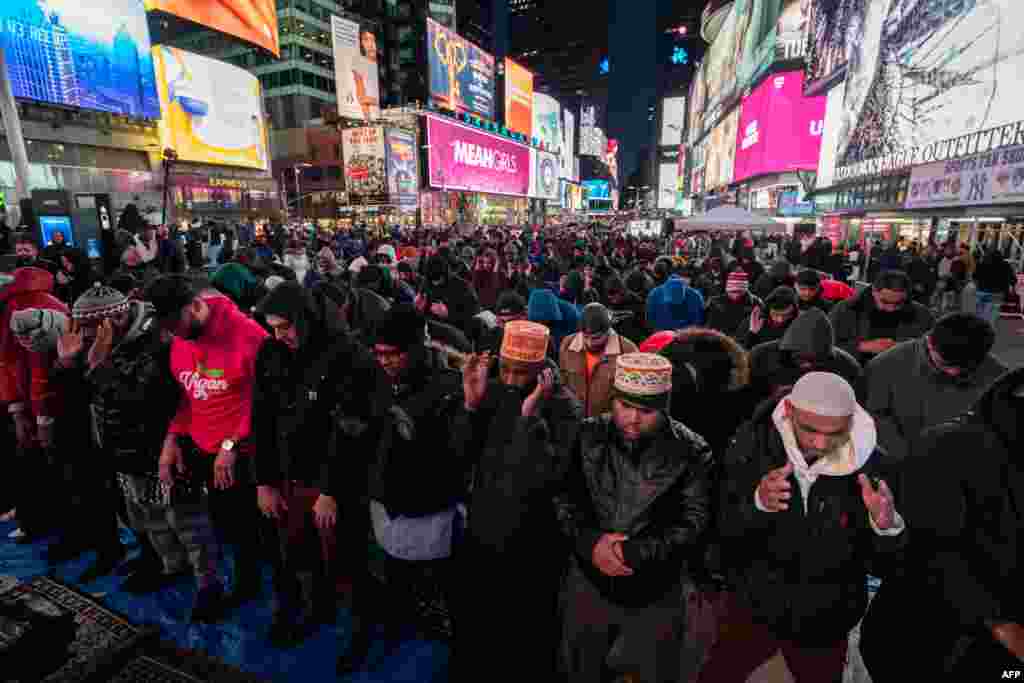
[659,326,751,392]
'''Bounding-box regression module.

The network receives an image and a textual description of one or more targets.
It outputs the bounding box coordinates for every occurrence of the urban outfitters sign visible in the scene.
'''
[835,121,1024,183]
[905,144,1024,210]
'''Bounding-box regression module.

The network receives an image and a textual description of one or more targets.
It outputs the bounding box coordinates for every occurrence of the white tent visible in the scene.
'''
[674,206,786,233]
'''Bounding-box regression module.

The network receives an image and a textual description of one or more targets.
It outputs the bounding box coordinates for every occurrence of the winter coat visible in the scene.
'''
[605,291,649,347]
[749,308,862,406]
[863,337,1006,463]
[719,397,906,646]
[705,292,762,339]
[646,275,705,332]
[421,274,481,334]
[252,284,390,499]
[752,261,795,301]
[861,369,1024,677]
[471,268,508,311]
[555,414,712,607]
[973,255,1016,295]
[369,347,465,517]
[829,287,935,365]
[53,247,93,307]
[559,331,638,418]
[52,302,179,474]
[527,288,580,356]
[452,365,582,553]
[0,268,68,420]
[154,237,187,275]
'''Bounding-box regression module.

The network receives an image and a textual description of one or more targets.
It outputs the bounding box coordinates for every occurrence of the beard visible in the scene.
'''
[870,308,904,328]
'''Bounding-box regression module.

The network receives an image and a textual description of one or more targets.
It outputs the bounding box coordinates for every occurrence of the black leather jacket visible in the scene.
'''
[555,414,712,607]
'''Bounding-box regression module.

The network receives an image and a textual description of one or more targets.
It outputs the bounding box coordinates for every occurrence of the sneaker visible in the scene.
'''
[7,528,25,539]
[190,582,225,623]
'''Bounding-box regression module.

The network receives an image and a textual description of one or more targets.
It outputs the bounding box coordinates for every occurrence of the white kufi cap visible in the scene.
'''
[788,372,856,417]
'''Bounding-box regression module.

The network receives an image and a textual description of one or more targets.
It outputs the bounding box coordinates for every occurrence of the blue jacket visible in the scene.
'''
[646,275,705,332]
[527,288,580,357]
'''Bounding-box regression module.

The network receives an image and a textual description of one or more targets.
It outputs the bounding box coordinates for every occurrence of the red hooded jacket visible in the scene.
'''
[0,268,69,419]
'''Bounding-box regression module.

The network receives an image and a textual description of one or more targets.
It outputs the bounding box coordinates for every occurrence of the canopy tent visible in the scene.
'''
[674,206,787,233]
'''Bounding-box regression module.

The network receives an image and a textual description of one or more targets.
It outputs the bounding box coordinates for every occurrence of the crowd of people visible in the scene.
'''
[0,211,1021,682]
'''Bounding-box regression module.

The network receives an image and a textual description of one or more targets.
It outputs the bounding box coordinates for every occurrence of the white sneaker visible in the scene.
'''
[7,528,25,539]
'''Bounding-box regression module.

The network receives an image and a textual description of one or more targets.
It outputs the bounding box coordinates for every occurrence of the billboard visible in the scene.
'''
[561,109,576,179]
[1,0,159,119]
[504,58,533,138]
[583,180,611,199]
[532,93,561,151]
[834,0,1024,181]
[152,46,267,169]
[342,126,386,197]
[905,145,1024,210]
[144,0,279,57]
[704,109,739,189]
[580,102,604,156]
[658,163,679,209]
[803,0,858,95]
[427,18,495,119]
[425,115,530,196]
[385,128,418,206]
[733,71,825,183]
[331,16,380,123]
[530,148,559,201]
[816,84,845,189]
[606,139,620,192]
[660,97,687,147]
[427,0,457,30]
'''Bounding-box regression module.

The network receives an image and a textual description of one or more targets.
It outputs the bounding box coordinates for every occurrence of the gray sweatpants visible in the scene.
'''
[119,474,219,585]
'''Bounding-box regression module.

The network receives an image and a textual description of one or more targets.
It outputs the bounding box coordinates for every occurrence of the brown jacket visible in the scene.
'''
[559,331,638,418]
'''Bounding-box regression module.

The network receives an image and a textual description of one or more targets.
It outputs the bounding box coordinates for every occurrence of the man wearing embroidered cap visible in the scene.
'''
[556,352,711,683]
[703,372,906,682]
[450,320,582,682]
[52,282,189,589]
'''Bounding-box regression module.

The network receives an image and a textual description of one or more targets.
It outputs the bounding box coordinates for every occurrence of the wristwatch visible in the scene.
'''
[221,438,236,452]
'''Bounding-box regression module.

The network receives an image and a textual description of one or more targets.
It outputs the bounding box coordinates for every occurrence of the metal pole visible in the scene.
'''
[294,166,302,222]
[160,158,173,226]
[0,46,32,227]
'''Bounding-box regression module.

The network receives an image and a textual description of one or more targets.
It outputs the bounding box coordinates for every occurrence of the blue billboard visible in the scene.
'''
[1,0,160,119]
[426,17,495,120]
[583,179,611,199]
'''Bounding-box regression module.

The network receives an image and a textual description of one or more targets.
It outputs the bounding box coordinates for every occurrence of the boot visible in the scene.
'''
[228,544,263,607]
[267,572,302,647]
[337,617,372,676]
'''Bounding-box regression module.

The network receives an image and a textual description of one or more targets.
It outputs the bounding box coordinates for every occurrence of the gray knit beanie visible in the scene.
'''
[72,282,130,322]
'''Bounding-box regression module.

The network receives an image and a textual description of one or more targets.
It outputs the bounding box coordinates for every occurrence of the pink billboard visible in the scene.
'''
[426,115,530,196]
[733,71,826,184]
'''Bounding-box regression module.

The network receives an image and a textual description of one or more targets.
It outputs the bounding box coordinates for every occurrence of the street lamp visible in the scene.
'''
[293,162,312,222]
[160,147,178,228]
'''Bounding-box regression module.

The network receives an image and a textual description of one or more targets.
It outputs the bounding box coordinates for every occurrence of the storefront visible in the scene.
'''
[170,170,279,222]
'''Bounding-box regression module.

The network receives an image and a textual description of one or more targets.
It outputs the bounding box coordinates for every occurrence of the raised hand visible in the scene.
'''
[522,367,555,418]
[462,352,492,411]
[750,306,764,334]
[593,533,633,577]
[756,462,793,512]
[57,319,84,363]
[858,474,897,530]
[87,318,115,370]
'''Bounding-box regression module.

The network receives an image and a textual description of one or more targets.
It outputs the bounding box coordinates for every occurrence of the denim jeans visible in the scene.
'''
[975,291,1003,326]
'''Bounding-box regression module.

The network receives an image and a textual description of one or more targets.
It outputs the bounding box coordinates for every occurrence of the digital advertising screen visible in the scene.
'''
[332,16,380,123]
[803,0,859,95]
[39,215,74,248]
[579,102,605,157]
[425,115,530,196]
[835,0,1024,176]
[733,71,825,183]
[606,139,620,191]
[532,93,561,151]
[342,126,386,197]
[582,179,610,199]
[427,0,457,30]
[704,109,739,190]
[658,163,679,210]
[660,97,687,147]
[561,109,576,179]
[152,46,268,170]
[504,58,533,138]
[385,128,418,206]
[145,0,279,57]
[1,0,160,119]
[427,18,495,120]
[815,84,845,189]
[530,148,559,201]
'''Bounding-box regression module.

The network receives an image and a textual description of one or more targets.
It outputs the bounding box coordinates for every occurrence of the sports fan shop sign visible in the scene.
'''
[905,144,1024,210]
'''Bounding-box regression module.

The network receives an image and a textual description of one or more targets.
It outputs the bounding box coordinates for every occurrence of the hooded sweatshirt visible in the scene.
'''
[645,274,705,332]
[749,309,863,404]
[167,294,269,455]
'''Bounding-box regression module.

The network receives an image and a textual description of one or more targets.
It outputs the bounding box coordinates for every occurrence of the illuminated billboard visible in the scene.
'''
[153,46,267,169]
[733,71,825,183]
[145,0,279,57]
[580,102,605,157]
[331,16,380,123]
[658,163,679,209]
[427,18,495,119]
[660,97,687,147]
[504,58,533,138]
[1,0,159,119]
[425,115,530,196]
[561,109,576,179]
[532,93,561,151]
[704,109,739,190]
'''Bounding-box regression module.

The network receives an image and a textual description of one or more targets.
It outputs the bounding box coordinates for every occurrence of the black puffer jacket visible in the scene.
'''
[704,291,762,338]
[555,415,712,607]
[52,302,179,474]
[453,361,582,553]
[719,397,906,646]
[369,346,465,517]
[251,283,391,498]
[421,254,481,334]
[829,286,934,365]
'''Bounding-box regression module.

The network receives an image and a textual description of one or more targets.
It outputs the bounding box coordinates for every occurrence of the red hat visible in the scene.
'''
[726,269,749,296]
[639,330,677,353]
